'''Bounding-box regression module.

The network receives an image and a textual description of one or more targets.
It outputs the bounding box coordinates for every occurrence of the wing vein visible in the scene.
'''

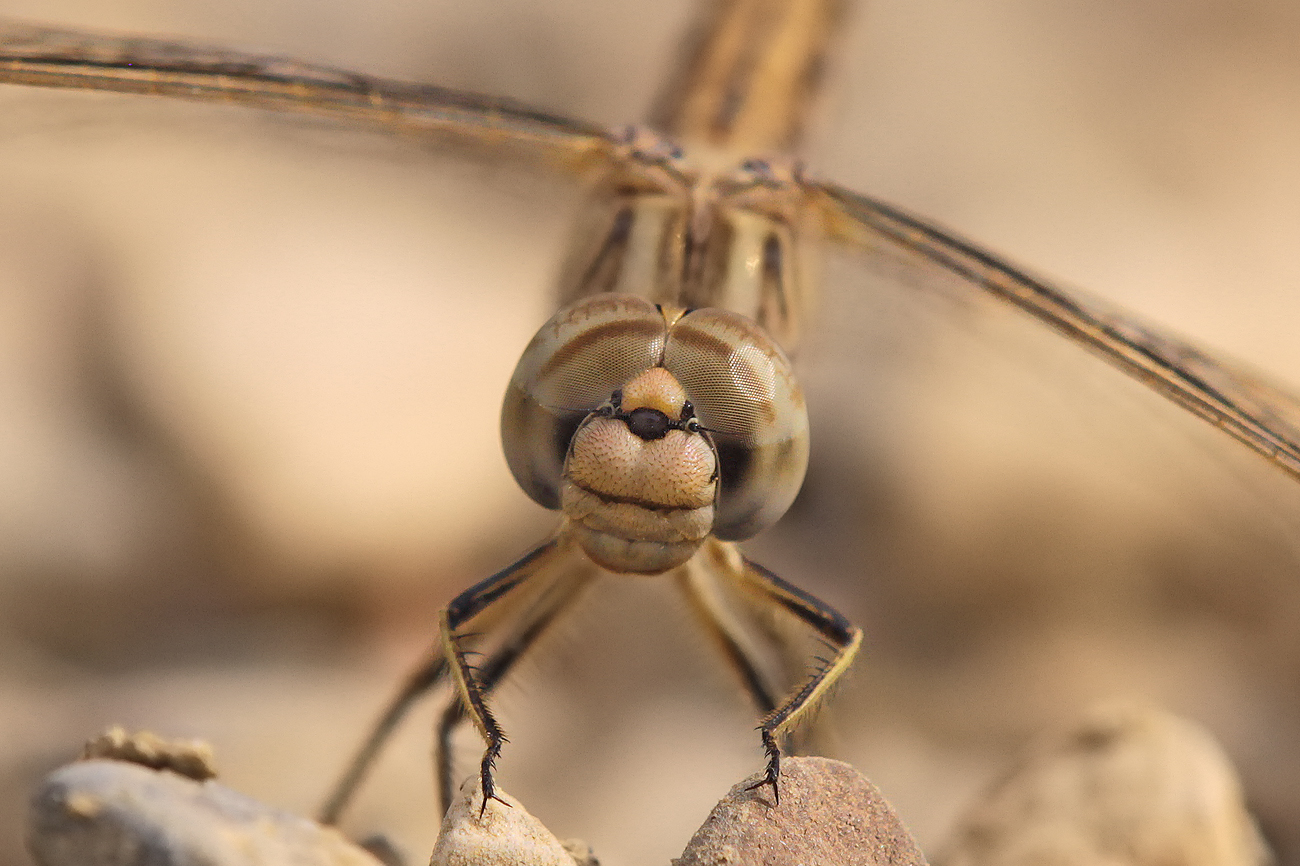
[815,182,1300,480]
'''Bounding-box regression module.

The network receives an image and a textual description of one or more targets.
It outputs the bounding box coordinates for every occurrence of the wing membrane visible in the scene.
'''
[813,181,1300,481]
[0,21,615,169]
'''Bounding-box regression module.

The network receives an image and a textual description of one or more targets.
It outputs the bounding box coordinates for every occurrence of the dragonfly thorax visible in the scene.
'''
[555,128,817,352]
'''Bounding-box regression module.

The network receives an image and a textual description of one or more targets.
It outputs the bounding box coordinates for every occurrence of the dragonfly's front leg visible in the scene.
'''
[748,558,860,803]
[319,536,578,824]
[433,554,594,813]
[701,542,862,804]
[438,536,589,816]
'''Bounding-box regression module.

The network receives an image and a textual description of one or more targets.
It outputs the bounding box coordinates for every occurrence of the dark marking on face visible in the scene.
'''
[627,407,672,441]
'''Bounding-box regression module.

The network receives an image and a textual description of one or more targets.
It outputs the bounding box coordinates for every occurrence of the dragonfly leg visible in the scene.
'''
[434,559,594,813]
[732,556,861,805]
[675,567,778,718]
[316,648,448,825]
[317,537,570,824]
[439,536,581,817]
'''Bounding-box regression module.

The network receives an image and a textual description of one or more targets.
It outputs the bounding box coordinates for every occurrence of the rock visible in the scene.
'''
[560,839,601,866]
[81,727,217,782]
[29,759,382,866]
[430,777,591,866]
[938,702,1273,866]
[675,755,929,865]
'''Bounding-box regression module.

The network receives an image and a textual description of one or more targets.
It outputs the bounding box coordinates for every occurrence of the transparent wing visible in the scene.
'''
[0,21,616,169]
[811,181,1300,482]
[757,177,1300,834]
[0,65,607,589]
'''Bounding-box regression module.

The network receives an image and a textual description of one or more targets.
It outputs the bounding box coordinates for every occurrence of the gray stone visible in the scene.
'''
[29,759,382,866]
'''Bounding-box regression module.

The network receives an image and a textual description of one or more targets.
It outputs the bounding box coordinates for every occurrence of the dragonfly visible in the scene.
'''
[1,0,1298,857]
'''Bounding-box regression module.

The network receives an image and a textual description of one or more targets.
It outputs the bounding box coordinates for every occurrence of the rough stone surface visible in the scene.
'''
[560,838,601,866]
[938,703,1274,866]
[674,755,929,866]
[430,777,588,866]
[28,759,382,866]
[81,727,218,782]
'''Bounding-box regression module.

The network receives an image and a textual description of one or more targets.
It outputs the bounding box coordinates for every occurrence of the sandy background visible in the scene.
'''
[0,0,1297,863]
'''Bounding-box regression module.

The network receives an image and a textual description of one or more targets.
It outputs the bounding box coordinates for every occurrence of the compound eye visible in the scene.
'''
[664,309,809,540]
[502,295,667,509]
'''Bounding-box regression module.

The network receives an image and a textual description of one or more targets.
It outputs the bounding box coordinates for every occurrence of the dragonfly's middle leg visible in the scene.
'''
[316,647,449,825]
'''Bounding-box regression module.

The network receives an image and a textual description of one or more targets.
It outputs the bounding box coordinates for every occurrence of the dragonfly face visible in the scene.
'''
[1,0,1299,862]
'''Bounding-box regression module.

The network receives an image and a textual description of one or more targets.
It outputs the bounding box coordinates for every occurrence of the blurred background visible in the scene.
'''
[0,0,1297,863]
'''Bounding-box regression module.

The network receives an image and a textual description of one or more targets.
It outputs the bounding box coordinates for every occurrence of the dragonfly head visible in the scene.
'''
[501,294,809,574]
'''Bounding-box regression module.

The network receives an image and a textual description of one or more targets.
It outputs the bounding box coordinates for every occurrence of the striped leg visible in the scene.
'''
[725,550,861,805]
[675,566,779,719]
[317,647,449,825]
[317,536,570,824]
[434,557,594,813]
[439,536,590,816]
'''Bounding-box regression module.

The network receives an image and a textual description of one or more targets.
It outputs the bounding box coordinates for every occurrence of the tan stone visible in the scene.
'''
[430,777,588,866]
[675,756,929,866]
[939,703,1273,866]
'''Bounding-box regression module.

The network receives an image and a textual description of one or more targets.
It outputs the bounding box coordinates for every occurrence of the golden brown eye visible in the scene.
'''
[501,294,666,509]
[664,308,808,540]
